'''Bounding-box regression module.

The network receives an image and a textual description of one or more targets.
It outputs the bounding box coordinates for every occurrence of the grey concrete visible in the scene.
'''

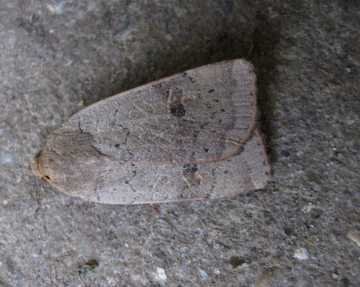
[0,0,359,286]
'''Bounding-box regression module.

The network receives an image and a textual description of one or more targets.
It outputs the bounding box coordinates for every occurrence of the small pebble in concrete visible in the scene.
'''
[347,230,360,247]
[294,247,309,260]
[237,274,246,284]
[154,267,166,283]
[297,277,306,287]
[198,269,209,281]
[254,267,277,287]
[301,203,314,213]
[0,153,13,165]
[213,268,221,275]
[78,99,85,106]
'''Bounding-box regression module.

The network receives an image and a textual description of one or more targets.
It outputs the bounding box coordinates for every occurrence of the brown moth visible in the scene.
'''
[30,59,271,204]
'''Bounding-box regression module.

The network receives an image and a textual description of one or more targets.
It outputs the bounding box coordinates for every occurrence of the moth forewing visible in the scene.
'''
[31,59,270,204]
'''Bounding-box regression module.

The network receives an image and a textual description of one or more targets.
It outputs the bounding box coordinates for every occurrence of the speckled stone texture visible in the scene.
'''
[0,1,359,286]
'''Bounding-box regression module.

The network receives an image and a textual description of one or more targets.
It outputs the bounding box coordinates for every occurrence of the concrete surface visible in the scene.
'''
[0,0,359,286]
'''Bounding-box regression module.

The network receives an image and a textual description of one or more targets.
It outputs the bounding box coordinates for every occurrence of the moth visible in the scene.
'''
[30,59,271,204]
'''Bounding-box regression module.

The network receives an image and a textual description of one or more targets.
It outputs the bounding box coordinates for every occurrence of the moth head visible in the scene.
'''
[29,149,57,185]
